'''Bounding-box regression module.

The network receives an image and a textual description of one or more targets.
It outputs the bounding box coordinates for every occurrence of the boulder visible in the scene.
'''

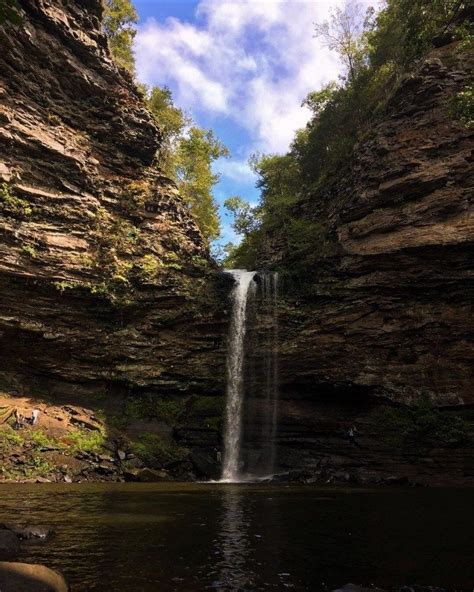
[7,525,54,542]
[0,562,68,592]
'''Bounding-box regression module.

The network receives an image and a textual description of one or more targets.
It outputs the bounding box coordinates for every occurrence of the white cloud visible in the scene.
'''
[135,0,362,154]
[214,158,257,184]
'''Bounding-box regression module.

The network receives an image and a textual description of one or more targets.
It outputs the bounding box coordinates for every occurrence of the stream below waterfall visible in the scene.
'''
[0,483,473,591]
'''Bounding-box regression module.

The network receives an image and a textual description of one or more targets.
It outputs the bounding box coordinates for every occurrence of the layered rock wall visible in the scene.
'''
[255,42,474,484]
[0,1,228,415]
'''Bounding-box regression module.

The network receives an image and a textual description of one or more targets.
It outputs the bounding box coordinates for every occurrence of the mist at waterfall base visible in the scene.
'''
[221,269,280,483]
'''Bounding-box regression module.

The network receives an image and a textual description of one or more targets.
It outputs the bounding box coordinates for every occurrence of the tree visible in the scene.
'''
[143,85,228,243]
[146,86,190,176]
[103,0,138,73]
[176,128,228,243]
[314,1,366,82]
[302,82,339,118]
[224,196,260,236]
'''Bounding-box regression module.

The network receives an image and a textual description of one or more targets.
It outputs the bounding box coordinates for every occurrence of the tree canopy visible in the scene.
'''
[144,86,227,243]
[225,0,472,270]
[103,0,138,73]
[102,2,229,245]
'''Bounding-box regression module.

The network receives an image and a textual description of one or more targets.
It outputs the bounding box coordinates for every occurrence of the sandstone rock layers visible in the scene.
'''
[0,0,227,402]
[276,43,473,407]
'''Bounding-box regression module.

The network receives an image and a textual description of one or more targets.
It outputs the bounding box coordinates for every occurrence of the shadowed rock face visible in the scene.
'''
[249,42,474,484]
[263,43,473,408]
[0,1,229,402]
[0,2,473,485]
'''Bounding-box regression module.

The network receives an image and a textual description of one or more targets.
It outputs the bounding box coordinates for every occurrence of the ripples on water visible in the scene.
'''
[0,483,473,591]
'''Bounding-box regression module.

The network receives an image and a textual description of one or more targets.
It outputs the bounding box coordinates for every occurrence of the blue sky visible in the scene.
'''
[132,1,370,245]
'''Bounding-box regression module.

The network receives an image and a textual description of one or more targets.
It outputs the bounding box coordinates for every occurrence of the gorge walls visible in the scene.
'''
[0,0,229,479]
[253,41,474,485]
[0,1,472,485]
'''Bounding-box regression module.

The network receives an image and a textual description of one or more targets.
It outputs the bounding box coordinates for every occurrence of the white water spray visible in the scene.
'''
[221,269,256,482]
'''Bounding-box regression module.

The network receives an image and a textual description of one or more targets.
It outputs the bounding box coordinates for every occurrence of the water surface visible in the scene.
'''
[0,483,473,591]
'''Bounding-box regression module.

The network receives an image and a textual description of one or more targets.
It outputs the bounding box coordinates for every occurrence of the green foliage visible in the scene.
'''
[176,127,228,243]
[451,82,474,128]
[146,86,190,176]
[120,180,152,215]
[21,245,38,259]
[125,396,184,423]
[29,429,55,449]
[82,206,142,304]
[103,0,138,73]
[67,429,106,454]
[135,254,160,283]
[0,183,32,218]
[0,428,23,452]
[224,196,261,236]
[0,0,21,25]
[25,454,55,477]
[144,85,228,243]
[374,397,469,450]
[233,0,471,272]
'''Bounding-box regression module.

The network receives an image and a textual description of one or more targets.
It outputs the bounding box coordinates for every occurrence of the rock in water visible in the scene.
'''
[0,531,20,560]
[0,562,68,592]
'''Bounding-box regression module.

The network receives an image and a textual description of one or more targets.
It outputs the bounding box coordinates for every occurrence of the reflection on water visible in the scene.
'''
[211,487,252,591]
[0,483,473,591]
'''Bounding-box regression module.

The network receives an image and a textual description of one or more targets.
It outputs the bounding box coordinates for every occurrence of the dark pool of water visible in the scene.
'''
[0,483,473,591]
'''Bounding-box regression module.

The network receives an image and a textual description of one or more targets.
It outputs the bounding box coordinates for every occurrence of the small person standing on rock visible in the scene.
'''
[347,426,361,449]
[31,408,40,425]
[215,448,222,463]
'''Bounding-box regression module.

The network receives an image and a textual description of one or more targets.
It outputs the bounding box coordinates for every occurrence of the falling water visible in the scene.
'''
[221,269,256,482]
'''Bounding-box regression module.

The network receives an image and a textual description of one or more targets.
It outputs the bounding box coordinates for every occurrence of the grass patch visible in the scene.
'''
[29,429,57,449]
[0,428,24,452]
[65,429,106,454]
[0,183,32,218]
[24,454,55,477]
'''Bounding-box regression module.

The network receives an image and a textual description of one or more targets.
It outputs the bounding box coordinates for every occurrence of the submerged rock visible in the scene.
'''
[0,531,20,560]
[0,562,68,592]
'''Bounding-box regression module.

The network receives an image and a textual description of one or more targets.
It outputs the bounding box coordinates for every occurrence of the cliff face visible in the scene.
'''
[0,0,228,475]
[255,42,474,484]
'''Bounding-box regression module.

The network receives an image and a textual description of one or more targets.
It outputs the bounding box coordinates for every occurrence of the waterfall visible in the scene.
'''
[221,269,256,482]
